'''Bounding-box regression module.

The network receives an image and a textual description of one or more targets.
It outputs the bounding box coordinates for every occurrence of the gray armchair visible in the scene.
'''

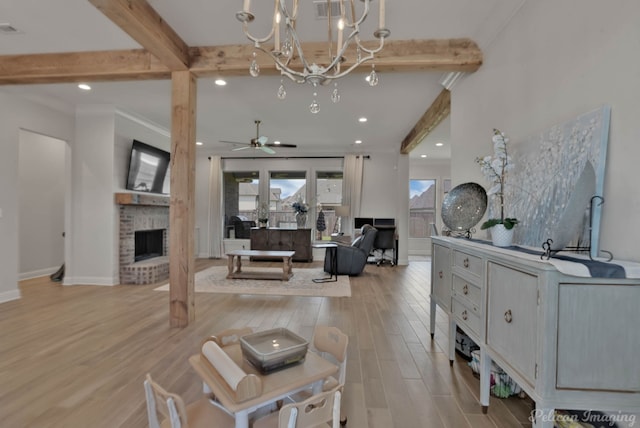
[324,224,378,276]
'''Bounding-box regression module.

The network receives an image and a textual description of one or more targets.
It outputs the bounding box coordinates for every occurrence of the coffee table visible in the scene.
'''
[226,250,295,281]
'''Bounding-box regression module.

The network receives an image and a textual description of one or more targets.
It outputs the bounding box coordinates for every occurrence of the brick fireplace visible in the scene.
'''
[116,193,170,285]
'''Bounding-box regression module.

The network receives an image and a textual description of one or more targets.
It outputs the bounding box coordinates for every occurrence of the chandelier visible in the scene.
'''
[236,0,389,113]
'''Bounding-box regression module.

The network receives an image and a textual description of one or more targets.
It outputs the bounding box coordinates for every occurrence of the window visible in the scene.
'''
[409,179,436,238]
[269,171,306,228]
[315,171,343,239]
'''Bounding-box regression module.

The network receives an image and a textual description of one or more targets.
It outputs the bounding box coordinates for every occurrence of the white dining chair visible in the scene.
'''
[253,385,342,428]
[144,373,234,428]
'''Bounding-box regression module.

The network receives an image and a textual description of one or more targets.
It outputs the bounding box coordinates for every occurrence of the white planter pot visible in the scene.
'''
[490,224,515,247]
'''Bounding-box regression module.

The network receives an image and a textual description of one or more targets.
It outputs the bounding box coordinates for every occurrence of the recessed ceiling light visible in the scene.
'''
[358,117,367,123]
[355,140,362,144]
[196,141,203,146]
[435,142,444,147]
[78,83,91,91]
[273,141,281,145]
[214,79,227,86]
[421,154,427,158]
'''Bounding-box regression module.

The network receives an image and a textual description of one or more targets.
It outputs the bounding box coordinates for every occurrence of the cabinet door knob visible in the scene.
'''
[504,309,513,324]
[463,284,469,295]
[462,310,468,321]
[438,271,443,279]
[463,258,469,268]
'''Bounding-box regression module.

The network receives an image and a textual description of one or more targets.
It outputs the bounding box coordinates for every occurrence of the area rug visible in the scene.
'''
[153,266,351,297]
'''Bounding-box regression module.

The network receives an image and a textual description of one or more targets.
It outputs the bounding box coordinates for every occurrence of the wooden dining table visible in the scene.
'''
[189,350,338,428]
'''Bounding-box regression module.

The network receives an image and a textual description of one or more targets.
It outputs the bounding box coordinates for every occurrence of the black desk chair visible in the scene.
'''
[372,226,396,266]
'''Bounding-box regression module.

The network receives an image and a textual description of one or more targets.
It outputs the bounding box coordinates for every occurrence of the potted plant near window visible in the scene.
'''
[257,202,269,228]
[292,198,309,229]
[476,129,518,247]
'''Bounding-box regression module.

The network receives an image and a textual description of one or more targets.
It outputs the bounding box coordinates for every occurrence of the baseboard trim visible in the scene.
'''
[63,276,118,286]
[0,289,21,304]
[19,266,59,281]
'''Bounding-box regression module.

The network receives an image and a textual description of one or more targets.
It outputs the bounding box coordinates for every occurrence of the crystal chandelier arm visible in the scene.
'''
[342,0,370,29]
[354,32,386,56]
[238,0,281,46]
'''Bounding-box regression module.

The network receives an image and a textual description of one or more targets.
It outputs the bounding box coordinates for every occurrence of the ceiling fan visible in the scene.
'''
[219,120,297,154]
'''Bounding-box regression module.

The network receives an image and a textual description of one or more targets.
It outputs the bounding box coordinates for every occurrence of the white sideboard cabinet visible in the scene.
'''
[430,236,640,427]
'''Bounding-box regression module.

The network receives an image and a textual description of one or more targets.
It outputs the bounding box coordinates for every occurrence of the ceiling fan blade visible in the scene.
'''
[257,135,268,144]
[219,140,248,145]
[265,143,297,148]
[232,146,251,151]
[260,146,276,154]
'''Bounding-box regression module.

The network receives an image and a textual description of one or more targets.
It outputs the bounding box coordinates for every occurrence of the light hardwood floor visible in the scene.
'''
[2,259,533,427]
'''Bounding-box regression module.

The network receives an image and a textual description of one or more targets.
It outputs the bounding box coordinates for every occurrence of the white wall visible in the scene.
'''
[18,130,66,279]
[66,106,118,285]
[0,91,74,303]
[451,0,640,261]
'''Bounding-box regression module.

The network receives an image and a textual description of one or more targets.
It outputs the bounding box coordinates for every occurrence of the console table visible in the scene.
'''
[250,228,312,262]
[430,236,640,427]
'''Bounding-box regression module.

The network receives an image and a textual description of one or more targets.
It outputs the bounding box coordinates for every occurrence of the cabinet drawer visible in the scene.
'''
[452,298,481,338]
[453,250,482,277]
[452,275,481,311]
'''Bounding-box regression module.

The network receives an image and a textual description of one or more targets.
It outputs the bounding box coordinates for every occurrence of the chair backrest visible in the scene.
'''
[373,226,395,249]
[353,225,377,255]
[277,385,342,428]
[144,373,188,428]
[313,326,348,385]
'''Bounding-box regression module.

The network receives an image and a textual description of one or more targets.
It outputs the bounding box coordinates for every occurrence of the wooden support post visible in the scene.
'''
[169,70,197,327]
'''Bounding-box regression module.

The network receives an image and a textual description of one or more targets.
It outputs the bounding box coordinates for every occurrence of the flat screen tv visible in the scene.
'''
[126,140,170,194]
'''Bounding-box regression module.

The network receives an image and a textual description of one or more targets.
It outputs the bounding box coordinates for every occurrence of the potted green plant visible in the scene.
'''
[476,129,518,247]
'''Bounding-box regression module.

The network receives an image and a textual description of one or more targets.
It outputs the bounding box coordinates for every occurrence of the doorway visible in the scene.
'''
[18,130,67,280]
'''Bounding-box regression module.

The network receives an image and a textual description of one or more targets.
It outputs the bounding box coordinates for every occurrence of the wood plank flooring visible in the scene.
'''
[1,259,533,427]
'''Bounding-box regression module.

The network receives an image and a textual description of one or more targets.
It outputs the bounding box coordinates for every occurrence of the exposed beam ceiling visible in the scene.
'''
[400,88,451,154]
[0,39,482,85]
[88,0,190,70]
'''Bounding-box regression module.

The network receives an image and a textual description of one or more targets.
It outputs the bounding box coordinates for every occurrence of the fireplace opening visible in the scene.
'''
[135,229,164,262]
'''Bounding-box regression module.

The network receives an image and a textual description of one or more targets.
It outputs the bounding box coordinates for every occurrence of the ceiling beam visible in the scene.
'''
[189,38,483,77]
[400,88,451,154]
[89,0,190,70]
[0,38,482,84]
[0,50,171,84]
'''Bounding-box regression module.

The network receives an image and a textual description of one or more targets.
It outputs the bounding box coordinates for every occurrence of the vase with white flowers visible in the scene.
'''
[476,128,519,247]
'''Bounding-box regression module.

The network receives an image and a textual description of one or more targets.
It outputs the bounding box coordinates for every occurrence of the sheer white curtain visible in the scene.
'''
[207,156,223,258]
[342,154,364,236]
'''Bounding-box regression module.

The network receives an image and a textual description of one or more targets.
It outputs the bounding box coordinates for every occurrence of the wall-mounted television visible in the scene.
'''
[126,140,170,194]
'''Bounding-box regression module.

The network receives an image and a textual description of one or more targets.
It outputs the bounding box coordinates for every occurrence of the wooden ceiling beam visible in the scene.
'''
[0,50,171,84]
[0,39,482,84]
[89,0,190,70]
[400,88,451,154]
[189,38,483,77]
